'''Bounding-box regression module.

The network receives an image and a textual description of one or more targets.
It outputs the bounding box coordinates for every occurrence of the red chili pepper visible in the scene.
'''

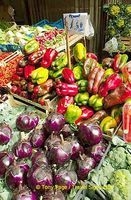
[41,48,58,68]
[12,74,21,81]
[28,50,45,65]
[55,80,78,96]
[57,96,74,114]
[62,68,75,84]
[86,52,98,61]
[75,106,94,124]
[24,65,35,80]
[99,73,122,97]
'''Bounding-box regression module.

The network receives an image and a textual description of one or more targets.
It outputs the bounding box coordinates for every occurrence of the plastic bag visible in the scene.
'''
[103,37,118,53]
[85,14,94,39]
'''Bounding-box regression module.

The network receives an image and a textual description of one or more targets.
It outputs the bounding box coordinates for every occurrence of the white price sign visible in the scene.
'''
[63,13,88,34]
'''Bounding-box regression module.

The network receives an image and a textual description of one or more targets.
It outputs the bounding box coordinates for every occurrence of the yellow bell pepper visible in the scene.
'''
[30,67,49,84]
[100,116,117,135]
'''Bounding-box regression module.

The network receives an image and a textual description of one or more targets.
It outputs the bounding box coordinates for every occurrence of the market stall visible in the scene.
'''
[0,2,131,200]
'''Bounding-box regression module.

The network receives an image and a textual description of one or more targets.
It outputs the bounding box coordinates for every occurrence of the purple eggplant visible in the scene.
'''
[86,141,107,163]
[30,128,46,148]
[17,159,30,173]
[0,151,14,177]
[13,186,37,200]
[78,123,103,146]
[66,136,84,159]
[14,141,32,159]
[16,112,39,132]
[44,113,65,133]
[48,136,72,165]
[42,189,65,200]
[27,165,53,192]
[59,124,73,137]
[6,164,25,189]
[54,167,78,191]
[44,134,61,150]
[31,151,48,167]
[76,154,96,180]
[0,123,12,145]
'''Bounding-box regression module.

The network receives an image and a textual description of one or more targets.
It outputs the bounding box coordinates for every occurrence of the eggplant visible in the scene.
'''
[76,154,96,180]
[0,123,12,145]
[16,112,39,133]
[44,113,65,133]
[0,151,14,177]
[27,165,53,193]
[30,128,46,148]
[54,167,78,191]
[6,164,25,189]
[13,186,37,200]
[14,141,32,159]
[78,123,103,146]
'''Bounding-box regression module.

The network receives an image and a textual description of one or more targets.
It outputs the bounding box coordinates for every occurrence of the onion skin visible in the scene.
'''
[76,154,96,180]
[6,165,25,189]
[27,166,53,193]
[16,112,39,133]
[0,123,12,145]
[78,123,103,146]
[13,186,37,200]
[44,113,65,133]
[14,141,32,159]
[54,168,78,191]
[0,152,14,177]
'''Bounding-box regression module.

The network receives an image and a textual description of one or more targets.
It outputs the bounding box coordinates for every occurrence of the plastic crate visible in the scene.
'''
[34,18,64,29]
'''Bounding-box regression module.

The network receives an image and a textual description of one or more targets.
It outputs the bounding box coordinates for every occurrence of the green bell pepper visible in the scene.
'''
[88,94,104,111]
[74,92,89,106]
[64,104,82,124]
[77,79,88,92]
[49,68,63,79]
[24,39,39,55]
[73,65,83,80]
[52,52,68,71]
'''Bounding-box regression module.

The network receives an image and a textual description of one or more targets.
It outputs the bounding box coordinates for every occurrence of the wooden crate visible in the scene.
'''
[120,37,131,52]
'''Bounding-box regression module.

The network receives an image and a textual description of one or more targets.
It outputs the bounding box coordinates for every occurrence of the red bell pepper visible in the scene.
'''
[62,68,75,84]
[41,48,58,68]
[75,106,94,124]
[24,65,35,80]
[57,96,74,114]
[55,80,78,96]
[28,50,45,65]
[112,53,128,72]
[99,73,122,97]
[104,83,131,108]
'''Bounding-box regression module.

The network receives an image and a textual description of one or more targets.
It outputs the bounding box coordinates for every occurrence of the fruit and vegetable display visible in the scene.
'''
[0,40,131,200]
[0,24,66,52]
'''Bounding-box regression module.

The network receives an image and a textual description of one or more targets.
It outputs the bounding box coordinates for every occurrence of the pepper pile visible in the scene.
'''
[10,42,131,135]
